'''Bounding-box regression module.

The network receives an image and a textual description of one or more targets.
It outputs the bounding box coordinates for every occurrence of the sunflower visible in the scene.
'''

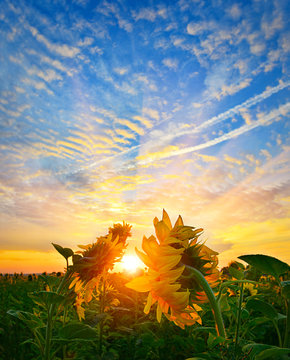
[126,210,219,328]
[70,222,131,319]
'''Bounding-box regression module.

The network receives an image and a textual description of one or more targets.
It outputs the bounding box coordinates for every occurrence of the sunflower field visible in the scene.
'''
[1,210,289,360]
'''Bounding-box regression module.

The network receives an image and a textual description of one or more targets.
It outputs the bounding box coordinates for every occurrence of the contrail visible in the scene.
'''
[162,81,290,142]
[137,102,290,165]
[67,81,289,174]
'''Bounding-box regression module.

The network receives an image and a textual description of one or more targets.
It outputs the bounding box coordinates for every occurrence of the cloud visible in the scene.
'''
[132,7,167,22]
[136,145,180,165]
[175,81,290,140]
[117,17,133,32]
[162,58,178,70]
[28,25,80,58]
[27,66,63,82]
[142,107,160,121]
[136,102,290,165]
[9,55,22,64]
[77,37,94,46]
[29,52,73,76]
[114,67,129,75]
[219,78,252,99]
[115,128,136,140]
[224,155,243,166]
[116,118,145,136]
[187,21,215,36]
[22,77,53,95]
[132,115,153,129]
[226,4,242,20]
[261,4,284,39]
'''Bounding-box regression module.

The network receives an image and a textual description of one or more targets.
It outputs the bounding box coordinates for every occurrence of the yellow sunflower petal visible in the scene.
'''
[174,215,184,227]
[162,209,172,230]
[154,220,170,243]
[135,247,154,268]
[153,217,159,227]
[144,292,153,314]
[142,235,159,257]
[156,302,162,323]
[74,279,83,292]
[69,276,79,289]
[158,254,182,272]
[161,265,185,283]
[125,275,152,292]
[159,245,184,256]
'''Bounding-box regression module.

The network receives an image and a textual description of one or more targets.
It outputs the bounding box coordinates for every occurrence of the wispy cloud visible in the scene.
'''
[28,25,80,57]
[136,102,289,165]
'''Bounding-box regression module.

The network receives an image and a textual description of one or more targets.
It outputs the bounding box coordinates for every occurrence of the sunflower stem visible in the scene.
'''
[284,299,290,348]
[185,265,226,339]
[99,276,106,354]
[233,282,244,359]
[43,270,72,360]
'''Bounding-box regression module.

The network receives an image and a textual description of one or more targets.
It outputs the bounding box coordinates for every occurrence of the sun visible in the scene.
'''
[121,255,143,273]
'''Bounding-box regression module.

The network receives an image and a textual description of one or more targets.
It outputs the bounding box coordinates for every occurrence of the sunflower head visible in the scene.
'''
[70,222,131,320]
[126,209,219,328]
[72,222,131,284]
[109,221,132,244]
[180,243,220,303]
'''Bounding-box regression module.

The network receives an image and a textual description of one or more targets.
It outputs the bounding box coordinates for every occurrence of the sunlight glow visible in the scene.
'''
[120,255,143,273]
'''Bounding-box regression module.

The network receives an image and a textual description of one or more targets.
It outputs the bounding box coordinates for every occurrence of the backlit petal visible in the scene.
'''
[174,215,184,227]
[154,220,170,243]
[162,209,172,230]
[125,275,152,292]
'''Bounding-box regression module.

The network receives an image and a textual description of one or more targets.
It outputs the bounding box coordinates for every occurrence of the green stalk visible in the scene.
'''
[99,276,106,354]
[273,320,283,348]
[233,282,244,359]
[185,265,226,339]
[284,299,290,348]
[43,270,72,360]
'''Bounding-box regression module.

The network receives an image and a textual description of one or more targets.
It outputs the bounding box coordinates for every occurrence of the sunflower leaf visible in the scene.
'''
[246,298,278,320]
[52,243,74,260]
[238,254,289,282]
[57,322,97,341]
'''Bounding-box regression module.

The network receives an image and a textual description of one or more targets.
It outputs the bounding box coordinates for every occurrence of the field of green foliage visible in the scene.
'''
[0,213,289,360]
[1,258,289,360]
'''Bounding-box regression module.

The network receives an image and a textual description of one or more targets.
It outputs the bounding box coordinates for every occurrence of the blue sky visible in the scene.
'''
[0,0,289,272]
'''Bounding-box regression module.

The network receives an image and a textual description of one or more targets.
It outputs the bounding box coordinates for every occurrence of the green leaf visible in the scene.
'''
[242,343,273,357]
[29,291,65,309]
[219,293,231,312]
[238,254,289,282]
[57,322,97,341]
[241,308,250,320]
[242,343,290,359]
[281,281,290,300]
[247,316,271,329]
[52,243,74,260]
[246,299,278,320]
[229,266,244,280]
[256,347,290,359]
[191,326,216,334]
[207,333,226,348]
[186,355,212,360]
[277,313,287,321]
[7,310,44,329]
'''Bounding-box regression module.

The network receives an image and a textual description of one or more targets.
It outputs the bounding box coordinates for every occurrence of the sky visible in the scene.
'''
[0,0,289,274]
